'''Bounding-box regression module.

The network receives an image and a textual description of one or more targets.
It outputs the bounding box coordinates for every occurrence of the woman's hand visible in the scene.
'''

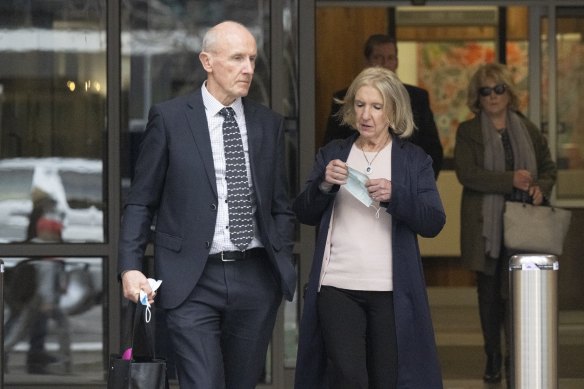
[366,178,392,202]
[513,169,533,191]
[529,185,544,206]
[320,159,348,192]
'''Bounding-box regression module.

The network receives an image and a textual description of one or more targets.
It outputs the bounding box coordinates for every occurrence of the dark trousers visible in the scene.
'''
[166,253,282,389]
[317,286,397,389]
[477,253,511,358]
[29,311,48,354]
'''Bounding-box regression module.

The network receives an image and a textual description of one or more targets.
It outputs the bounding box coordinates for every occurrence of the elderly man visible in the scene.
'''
[118,20,296,388]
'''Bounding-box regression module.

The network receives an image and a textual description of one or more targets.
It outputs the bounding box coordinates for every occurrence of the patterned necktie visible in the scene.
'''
[219,107,254,250]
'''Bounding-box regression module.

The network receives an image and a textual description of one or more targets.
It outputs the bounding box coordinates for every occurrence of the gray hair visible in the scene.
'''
[201,20,249,53]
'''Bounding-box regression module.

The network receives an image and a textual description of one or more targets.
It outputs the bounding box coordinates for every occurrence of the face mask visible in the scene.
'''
[345,166,373,207]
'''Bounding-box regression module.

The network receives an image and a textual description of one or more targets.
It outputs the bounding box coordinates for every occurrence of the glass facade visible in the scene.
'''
[541,8,584,200]
[3,256,103,381]
[0,1,107,383]
[0,0,302,385]
[0,1,581,387]
[0,2,106,244]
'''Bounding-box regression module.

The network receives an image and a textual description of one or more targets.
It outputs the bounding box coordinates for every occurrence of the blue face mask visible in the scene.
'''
[345,166,373,207]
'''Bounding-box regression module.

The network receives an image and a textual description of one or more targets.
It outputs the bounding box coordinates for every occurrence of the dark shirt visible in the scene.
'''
[323,84,444,178]
[501,128,532,204]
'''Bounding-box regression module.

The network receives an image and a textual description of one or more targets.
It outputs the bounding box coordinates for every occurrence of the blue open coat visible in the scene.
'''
[293,135,445,389]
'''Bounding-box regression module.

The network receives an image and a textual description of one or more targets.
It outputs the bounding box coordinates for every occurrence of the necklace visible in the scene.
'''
[361,137,389,175]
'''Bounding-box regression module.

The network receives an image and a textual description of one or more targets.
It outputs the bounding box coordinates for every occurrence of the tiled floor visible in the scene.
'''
[430,287,584,389]
[5,288,583,388]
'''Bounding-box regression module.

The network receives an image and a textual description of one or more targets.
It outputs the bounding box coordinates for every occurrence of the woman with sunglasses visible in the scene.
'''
[454,63,557,385]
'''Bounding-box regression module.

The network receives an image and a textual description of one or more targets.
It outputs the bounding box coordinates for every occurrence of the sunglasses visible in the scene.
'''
[479,84,507,97]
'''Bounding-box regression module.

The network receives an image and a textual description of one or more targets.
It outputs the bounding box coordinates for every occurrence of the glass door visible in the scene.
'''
[540,6,584,204]
[119,1,300,388]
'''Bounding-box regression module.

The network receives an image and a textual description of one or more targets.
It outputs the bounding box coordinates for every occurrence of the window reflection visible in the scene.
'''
[0,158,103,243]
[282,0,300,370]
[284,255,299,368]
[541,11,584,199]
[4,257,103,381]
[0,0,107,244]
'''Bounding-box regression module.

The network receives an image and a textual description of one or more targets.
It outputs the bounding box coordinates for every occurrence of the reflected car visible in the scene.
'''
[0,157,103,243]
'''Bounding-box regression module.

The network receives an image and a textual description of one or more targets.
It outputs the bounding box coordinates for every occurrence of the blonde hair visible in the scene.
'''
[467,62,520,114]
[336,67,414,138]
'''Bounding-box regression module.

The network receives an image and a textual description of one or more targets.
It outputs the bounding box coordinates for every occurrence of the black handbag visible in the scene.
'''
[108,302,169,389]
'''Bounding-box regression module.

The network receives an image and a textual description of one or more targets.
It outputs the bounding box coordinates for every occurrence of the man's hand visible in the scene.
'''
[122,270,156,305]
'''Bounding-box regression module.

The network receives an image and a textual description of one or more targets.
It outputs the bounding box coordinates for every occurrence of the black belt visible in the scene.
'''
[208,247,266,262]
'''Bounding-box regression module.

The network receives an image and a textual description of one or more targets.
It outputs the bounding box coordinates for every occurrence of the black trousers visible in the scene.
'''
[317,286,397,389]
[166,254,282,389]
[477,252,511,358]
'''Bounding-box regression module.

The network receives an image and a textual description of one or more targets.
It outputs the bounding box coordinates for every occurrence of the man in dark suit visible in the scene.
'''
[323,34,443,178]
[118,21,296,389]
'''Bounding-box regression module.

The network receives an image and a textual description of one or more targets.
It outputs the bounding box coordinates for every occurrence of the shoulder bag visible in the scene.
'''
[108,302,169,389]
[504,201,572,256]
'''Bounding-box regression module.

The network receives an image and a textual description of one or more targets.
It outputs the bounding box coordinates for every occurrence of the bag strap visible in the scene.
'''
[129,302,157,360]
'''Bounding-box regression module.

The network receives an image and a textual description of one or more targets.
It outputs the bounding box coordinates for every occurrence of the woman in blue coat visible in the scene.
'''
[293,67,445,389]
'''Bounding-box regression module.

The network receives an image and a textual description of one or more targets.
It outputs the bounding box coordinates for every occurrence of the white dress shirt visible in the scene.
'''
[201,83,262,253]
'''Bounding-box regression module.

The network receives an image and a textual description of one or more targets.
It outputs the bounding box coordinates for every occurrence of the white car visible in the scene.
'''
[0,157,103,243]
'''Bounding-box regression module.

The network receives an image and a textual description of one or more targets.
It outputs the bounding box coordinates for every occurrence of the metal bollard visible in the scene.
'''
[509,254,558,389]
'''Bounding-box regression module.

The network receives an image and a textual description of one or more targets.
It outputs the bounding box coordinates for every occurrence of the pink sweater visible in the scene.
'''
[320,142,393,291]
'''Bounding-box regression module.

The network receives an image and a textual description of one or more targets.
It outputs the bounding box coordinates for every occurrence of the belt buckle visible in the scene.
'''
[221,252,236,262]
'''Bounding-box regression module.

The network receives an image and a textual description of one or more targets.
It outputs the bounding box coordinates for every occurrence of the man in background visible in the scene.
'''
[323,34,443,178]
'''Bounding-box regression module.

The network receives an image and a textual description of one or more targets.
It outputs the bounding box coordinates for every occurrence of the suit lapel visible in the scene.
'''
[242,100,263,181]
[185,90,218,197]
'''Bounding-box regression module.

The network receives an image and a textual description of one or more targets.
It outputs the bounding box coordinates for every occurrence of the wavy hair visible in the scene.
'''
[335,67,415,139]
[467,63,521,114]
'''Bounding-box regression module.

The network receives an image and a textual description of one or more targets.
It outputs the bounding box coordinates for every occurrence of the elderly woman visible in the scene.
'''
[454,63,557,384]
[294,66,445,389]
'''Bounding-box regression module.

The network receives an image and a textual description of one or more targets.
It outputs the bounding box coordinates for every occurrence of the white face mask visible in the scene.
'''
[345,166,373,207]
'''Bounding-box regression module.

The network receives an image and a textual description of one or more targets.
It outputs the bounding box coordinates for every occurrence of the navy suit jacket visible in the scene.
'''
[118,89,296,309]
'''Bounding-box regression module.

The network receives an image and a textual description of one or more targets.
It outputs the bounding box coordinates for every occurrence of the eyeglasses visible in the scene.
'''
[479,84,507,97]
